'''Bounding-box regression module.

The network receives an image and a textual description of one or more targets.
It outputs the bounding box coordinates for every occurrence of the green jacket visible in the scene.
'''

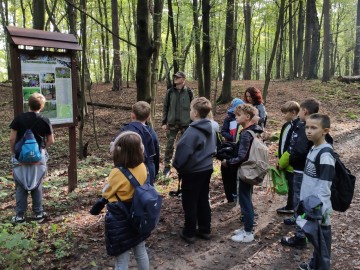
[162,86,193,127]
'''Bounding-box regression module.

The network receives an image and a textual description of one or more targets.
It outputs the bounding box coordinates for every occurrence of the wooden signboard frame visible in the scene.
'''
[6,26,82,192]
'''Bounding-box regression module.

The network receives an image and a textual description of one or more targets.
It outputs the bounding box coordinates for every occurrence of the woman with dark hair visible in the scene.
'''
[244,87,267,128]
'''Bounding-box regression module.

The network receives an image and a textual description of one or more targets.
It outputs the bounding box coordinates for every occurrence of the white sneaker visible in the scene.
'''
[231,231,254,243]
[233,228,245,235]
[242,232,254,243]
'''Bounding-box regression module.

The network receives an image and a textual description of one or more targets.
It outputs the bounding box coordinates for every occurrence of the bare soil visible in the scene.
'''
[0,79,359,270]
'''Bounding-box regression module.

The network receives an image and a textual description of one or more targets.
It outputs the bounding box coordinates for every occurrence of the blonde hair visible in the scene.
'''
[191,97,212,119]
[132,101,151,121]
[234,104,258,120]
[28,93,46,111]
[281,101,300,114]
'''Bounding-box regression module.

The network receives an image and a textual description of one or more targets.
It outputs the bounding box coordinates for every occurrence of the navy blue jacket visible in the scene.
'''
[105,202,150,256]
[226,124,263,167]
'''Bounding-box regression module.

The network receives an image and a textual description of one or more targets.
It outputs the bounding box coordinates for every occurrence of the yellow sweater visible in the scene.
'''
[102,163,147,203]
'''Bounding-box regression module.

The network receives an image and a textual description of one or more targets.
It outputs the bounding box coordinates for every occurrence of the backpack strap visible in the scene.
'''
[314,147,334,173]
[117,166,150,188]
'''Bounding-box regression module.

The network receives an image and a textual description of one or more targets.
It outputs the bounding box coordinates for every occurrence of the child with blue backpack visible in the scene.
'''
[91,131,150,269]
[9,93,54,224]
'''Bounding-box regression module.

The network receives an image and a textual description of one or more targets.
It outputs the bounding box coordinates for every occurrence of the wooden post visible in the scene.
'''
[68,125,77,192]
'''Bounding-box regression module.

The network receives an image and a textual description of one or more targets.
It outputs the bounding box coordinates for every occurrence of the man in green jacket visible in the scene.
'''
[162,71,193,176]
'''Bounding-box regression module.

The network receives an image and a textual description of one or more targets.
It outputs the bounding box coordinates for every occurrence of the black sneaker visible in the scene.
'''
[34,212,48,223]
[277,206,294,214]
[178,230,195,244]
[281,236,307,248]
[163,167,171,177]
[196,230,211,240]
[283,216,296,225]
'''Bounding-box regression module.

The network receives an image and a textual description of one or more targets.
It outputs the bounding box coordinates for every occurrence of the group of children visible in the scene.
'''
[11,89,334,269]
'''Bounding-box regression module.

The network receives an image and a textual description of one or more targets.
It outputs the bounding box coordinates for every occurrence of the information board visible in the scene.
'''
[20,53,74,125]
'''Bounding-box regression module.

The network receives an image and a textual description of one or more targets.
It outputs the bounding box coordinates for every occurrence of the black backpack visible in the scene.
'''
[116,167,162,235]
[315,147,356,212]
[216,141,238,161]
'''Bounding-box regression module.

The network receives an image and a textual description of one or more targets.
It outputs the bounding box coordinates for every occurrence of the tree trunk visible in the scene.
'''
[111,0,122,91]
[322,0,331,82]
[33,0,45,30]
[168,0,179,73]
[0,0,11,80]
[202,0,211,98]
[276,22,284,79]
[308,0,320,79]
[294,0,304,78]
[103,0,111,83]
[136,0,153,102]
[232,2,239,80]
[97,0,106,83]
[263,0,286,102]
[219,0,235,103]
[288,0,294,79]
[353,0,360,75]
[193,0,204,97]
[303,0,312,78]
[243,0,252,80]
[337,75,360,83]
[150,0,164,118]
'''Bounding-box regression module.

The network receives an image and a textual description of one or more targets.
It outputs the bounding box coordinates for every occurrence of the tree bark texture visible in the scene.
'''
[202,0,211,98]
[308,0,320,79]
[168,0,179,73]
[220,0,235,103]
[353,0,360,75]
[136,0,153,102]
[243,0,252,80]
[193,0,204,97]
[33,0,45,30]
[303,0,312,78]
[322,0,331,82]
[111,0,122,91]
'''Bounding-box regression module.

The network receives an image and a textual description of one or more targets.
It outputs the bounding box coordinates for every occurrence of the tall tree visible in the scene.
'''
[263,0,286,101]
[243,0,252,80]
[193,0,204,97]
[303,0,312,78]
[111,0,122,91]
[308,0,320,79]
[288,0,294,79]
[151,0,165,117]
[136,0,153,101]
[33,0,45,30]
[322,0,331,82]
[168,0,179,72]
[354,0,360,75]
[294,0,304,78]
[219,0,235,103]
[0,0,10,80]
[202,0,211,98]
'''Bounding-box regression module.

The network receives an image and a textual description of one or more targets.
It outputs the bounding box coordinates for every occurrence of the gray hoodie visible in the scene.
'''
[173,119,216,175]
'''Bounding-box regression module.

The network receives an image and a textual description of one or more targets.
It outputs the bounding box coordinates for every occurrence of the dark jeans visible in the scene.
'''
[238,179,254,232]
[309,225,332,270]
[293,172,305,238]
[181,169,213,237]
[146,161,155,185]
[16,182,43,217]
[220,165,237,202]
[285,171,294,210]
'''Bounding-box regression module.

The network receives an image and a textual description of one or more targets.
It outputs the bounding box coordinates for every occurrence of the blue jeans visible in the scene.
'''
[115,241,149,270]
[238,179,254,232]
[293,171,305,238]
[15,182,43,216]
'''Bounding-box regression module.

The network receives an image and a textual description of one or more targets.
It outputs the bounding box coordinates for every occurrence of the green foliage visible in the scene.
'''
[0,223,35,270]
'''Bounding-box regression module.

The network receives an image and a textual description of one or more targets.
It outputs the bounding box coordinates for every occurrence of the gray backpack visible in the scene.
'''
[238,130,269,185]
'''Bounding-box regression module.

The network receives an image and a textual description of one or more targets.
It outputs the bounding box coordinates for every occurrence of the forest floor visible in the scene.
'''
[0,79,360,270]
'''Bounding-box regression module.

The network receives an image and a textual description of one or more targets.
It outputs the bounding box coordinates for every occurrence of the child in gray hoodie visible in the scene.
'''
[173,97,216,244]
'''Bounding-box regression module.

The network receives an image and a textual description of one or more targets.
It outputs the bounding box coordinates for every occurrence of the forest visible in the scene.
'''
[1,0,360,269]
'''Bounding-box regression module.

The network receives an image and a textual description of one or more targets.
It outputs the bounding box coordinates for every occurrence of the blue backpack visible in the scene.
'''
[15,127,42,163]
[116,167,162,235]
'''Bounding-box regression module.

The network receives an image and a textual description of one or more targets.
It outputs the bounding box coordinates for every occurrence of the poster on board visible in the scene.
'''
[20,54,73,125]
